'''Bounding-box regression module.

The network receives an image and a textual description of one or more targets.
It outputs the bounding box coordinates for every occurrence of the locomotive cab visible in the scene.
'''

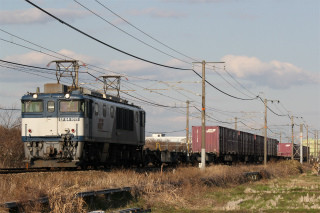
[22,87,86,167]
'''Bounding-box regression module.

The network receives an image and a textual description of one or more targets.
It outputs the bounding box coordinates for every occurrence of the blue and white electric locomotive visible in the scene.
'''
[22,83,145,168]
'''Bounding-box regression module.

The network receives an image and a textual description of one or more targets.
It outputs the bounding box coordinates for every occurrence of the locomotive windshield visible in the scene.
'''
[22,101,43,113]
[60,100,84,112]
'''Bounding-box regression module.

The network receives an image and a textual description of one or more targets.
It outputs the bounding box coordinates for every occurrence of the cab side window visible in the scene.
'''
[95,103,99,116]
[103,104,107,117]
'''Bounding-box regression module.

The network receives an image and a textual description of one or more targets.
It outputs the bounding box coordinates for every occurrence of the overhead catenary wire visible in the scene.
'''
[0,58,268,130]
[206,65,256,99]
[192,69,258,101]
[258,96,289,118]
[0,48,296,132]
[3,4,309,131]
[94,0,198,63]
[1,27,261,103]
[24,0,268,102]
[73,0,192,65]
[25,0,191,71]
[0,59,86,73]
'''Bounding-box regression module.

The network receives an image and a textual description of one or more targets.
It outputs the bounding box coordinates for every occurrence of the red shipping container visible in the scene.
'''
[278,143,292,157]
[192,126,219,155]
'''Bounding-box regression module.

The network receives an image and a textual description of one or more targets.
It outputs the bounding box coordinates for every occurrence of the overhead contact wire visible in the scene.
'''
[25,0,191,71]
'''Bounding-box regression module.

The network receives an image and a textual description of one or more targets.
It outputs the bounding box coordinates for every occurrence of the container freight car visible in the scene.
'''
[191,126,279,163]
[278,143,309,161]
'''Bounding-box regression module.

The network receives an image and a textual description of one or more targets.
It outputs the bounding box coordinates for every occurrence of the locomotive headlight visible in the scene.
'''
[32,94,38,99]
[65,93,70,99]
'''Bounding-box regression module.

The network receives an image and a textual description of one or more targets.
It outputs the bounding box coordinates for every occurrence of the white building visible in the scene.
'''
[146,133,187,143]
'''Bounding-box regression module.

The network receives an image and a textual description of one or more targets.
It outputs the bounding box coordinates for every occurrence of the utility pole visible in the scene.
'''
[263,99,279,166]
[314,130,317,159]
[186,100,190,158]
[300,124,303,164]
[280,132,282,143]
[316,130,319,159]
[307,125,309,163]
[192,60,224,170]
[264,99,267,166]
[201,60,206,170]
[291,116,294,160]
[235,117,238,130]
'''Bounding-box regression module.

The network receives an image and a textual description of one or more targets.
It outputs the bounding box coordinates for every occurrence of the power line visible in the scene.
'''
[193,106,234,125]
[192,69,259,101]
[1,28,262,103]
[0,28,113,75]
[206,65,256,99]
[73,0,191,65]
[94,0,198,63]
[0,59,86,73]
[25,0,191,71]
[258,96,289,117]
[89,1,262,101]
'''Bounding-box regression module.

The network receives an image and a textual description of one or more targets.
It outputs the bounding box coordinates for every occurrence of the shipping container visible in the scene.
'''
[240,131,254,156]
[278,143,292,157]
[192,126,239,157]
[267,138,279,157]
[255,135,264,156]
[192,126,219,154]
[277,143,309,161]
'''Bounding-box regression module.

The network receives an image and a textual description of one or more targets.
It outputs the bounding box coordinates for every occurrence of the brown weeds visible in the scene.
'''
[0,161,306,211]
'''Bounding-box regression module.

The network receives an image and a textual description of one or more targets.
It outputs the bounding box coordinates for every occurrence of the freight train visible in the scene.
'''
[147,126,309,165]
[191,126,278,163]
[21,83,308,168]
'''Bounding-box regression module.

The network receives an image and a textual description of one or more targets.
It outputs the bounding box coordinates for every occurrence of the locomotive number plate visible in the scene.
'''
[58,117,80,121]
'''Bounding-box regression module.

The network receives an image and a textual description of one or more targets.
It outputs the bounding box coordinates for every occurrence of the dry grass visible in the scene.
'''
[0,160,305,212]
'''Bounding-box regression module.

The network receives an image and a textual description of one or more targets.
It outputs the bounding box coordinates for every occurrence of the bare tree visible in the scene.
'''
[0,105,23,168]
[0,105,21,129]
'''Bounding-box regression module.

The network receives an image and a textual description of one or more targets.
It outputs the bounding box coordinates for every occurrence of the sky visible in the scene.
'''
[0,0,319,142]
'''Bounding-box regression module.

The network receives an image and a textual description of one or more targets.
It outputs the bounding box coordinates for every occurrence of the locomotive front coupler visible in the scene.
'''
[59,133,77,147]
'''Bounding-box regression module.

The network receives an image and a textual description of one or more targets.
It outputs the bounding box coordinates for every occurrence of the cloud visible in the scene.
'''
[129,8,186,19]
[3,49,102,67]
[0,8,89,25]
[221,55,320,89]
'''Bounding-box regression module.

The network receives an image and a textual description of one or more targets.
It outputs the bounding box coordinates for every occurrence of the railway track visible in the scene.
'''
[0,167,108,174]
[0,167,49,174]
[0,164,174,175]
